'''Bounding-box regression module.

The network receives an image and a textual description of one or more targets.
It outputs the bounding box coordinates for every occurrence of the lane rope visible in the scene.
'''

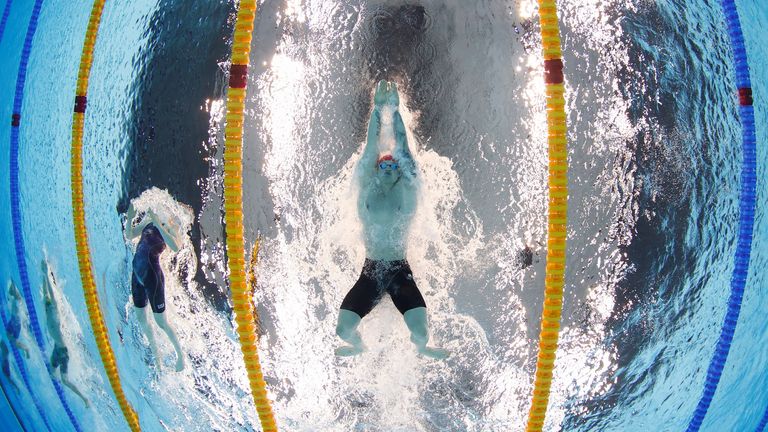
[69,1,141,431]
[0,0,12,42]
[757,409,768,432]
[0,285,51,431]
[8,1,84,430]
[222,1,278,430]
[525,1,569,431]
[686,1,757,430]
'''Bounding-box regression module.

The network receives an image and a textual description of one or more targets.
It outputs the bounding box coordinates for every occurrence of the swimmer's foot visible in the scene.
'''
[335,345,365,357]
[142,344,160,370]
[418,346,449,360]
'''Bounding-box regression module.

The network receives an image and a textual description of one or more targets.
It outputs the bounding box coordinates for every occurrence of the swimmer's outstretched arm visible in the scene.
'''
[357,81,388,182]
[41,263,55,307]
[41,263,67,346]
[392,111,417,179]
[360,108,381,173]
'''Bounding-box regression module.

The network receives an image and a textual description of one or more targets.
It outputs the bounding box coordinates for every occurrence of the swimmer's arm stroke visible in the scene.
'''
[124,203,181,252]
[392,111,417,181]
[357,106,382,187]
[124,202,149,241]
[41,265,64,344]
[146,209,181,253]
[41,265,55,308]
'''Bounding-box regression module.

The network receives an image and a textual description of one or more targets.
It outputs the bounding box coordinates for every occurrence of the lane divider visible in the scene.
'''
[686,1,757,431]
[8,1,84,431]
[0,0,12,42]
[69,1,140,431]
[758,409,768,432]
[525,1,569,431]
[222,1,278,430]
[0,286,51,431]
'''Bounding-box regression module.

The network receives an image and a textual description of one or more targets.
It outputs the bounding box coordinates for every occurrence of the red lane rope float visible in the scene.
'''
[70,1,141,430]
[222,1,278,430]
[525,1,569,431]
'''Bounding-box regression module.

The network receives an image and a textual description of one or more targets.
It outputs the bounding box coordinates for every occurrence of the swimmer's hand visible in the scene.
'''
[374,80,388,107]
[335,345,365,357]
[387,82,399,107]
[418,346,449,360]
[126,202,137,224]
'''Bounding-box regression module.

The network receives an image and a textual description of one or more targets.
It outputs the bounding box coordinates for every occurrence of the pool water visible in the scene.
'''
[0,0,766,431]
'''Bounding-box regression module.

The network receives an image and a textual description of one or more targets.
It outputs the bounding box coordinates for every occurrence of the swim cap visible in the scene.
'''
[377,154,396,165]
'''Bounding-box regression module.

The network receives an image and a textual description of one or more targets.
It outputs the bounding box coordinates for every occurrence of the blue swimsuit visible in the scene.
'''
[132,223,167,313]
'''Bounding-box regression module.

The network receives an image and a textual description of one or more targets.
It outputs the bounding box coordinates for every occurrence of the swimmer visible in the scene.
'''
[335,80,448,359]
[5,281,29,359]
[124,201,185,372]
[42,261,90,408]
[1,340,20,392]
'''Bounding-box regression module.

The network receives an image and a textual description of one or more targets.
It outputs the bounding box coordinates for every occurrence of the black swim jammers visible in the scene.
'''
[132,223,167,313]
[51,344,69,374]
[340,259,427,318]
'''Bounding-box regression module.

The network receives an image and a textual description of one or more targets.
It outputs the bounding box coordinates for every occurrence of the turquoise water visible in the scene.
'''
[0,0,766,431]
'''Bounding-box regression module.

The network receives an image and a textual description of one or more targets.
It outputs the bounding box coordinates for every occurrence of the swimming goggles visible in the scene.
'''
[379,161,399,170]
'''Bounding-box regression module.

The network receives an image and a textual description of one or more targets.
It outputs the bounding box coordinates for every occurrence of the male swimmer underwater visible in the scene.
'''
[42,261,90,407]
[335,80,448,360]
[2,281,28,393]
[5,281,29,360]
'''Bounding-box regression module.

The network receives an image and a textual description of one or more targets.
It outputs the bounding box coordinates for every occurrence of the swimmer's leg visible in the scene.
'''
[136,307,160,363]
[145,259,184,371]
[336,263,381,357]
[403,307,449,360]
[153,313,184,372]
[59,370,89,408]
[389,266,448,359]
[335,309,365,357]
[12,340,29,359]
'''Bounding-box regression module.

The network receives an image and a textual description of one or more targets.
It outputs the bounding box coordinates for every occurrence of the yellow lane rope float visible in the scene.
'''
[525,1,569,431]
[223,1,278,429]
[70,1,141,431]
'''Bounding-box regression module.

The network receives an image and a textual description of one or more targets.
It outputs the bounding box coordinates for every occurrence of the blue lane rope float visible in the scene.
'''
[8,1,83,431]
[685,1,757,431]
[0,287,51,431]
[758,409,768,432]
[0,0,12,42]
